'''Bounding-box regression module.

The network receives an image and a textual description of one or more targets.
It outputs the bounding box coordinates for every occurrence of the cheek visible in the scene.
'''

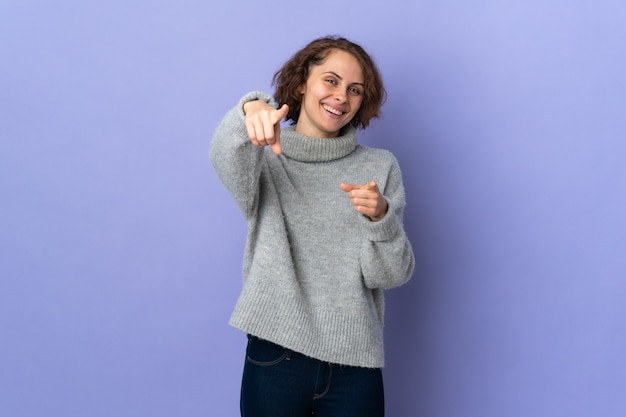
[351,97,364,113]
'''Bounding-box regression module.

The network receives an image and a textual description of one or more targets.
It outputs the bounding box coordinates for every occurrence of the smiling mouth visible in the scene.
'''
[322,104,345,116]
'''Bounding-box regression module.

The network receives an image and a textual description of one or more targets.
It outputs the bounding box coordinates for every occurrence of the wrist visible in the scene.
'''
[242,100,258,115]
[369,200,389,222]
[238,91,276,115]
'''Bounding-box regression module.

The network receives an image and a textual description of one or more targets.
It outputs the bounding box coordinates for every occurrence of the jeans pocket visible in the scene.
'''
[246,336,291,366]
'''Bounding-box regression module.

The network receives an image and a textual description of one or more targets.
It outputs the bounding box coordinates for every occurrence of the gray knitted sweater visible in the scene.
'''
[210,92,415,368]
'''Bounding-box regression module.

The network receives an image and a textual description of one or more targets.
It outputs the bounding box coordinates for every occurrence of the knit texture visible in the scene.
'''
[210,92,415,368]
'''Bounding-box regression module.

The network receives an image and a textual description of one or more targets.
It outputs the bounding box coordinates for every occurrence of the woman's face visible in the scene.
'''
[296,49,364,138]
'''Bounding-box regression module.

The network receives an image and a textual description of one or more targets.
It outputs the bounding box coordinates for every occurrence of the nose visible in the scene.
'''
[335,91,346,102]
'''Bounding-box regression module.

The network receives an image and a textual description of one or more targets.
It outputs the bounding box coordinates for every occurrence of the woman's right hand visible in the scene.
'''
[243,101,289,155]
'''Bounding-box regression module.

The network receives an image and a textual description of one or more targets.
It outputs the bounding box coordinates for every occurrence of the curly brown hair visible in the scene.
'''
[272,36,386,130]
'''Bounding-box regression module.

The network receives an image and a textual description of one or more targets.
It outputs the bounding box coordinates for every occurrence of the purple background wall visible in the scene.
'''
[1,1,625,416]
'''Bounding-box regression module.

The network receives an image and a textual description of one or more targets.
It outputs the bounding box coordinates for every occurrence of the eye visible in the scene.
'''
[325,78,337,85]
[349,86,362,95]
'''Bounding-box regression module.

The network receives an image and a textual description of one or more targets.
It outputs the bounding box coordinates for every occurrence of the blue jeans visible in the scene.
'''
[240,335,385,417]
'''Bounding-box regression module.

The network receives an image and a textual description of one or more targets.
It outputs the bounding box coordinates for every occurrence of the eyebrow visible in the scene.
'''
[322,71,365,87]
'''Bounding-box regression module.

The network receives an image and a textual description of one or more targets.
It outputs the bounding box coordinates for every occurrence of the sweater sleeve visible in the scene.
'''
[359,156,415,289]
[209,92,277,218]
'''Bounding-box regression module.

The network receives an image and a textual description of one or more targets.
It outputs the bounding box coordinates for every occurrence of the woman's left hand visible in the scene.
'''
[339,181,388,222]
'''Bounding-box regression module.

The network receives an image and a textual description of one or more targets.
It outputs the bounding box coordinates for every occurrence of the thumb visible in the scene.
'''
[365,181,379,191]
[273,104,289,123]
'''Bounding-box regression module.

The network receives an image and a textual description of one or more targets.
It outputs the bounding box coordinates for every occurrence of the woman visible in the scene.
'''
[210,36,415,417]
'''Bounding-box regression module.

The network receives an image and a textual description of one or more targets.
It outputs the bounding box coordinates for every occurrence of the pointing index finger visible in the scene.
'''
[339,182,357,192]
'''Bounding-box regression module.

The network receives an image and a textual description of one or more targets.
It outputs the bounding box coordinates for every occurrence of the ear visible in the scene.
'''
[297,83,306,95]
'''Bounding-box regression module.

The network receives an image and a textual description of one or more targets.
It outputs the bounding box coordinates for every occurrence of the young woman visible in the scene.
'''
[210,36,415,417]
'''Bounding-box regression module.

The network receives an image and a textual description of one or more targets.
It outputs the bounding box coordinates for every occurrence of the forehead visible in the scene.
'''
[312,49,364,81]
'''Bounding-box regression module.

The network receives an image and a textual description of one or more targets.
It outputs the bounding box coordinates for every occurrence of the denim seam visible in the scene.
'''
[313,363,333,400]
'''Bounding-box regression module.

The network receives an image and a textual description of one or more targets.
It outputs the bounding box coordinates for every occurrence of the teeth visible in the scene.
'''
[323,104,343,115]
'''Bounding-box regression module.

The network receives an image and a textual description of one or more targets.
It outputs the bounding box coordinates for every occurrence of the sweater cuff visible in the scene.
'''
[359,204,401,242]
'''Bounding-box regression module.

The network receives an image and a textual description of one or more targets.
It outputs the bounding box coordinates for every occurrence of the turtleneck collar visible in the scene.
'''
[279,125,358,162]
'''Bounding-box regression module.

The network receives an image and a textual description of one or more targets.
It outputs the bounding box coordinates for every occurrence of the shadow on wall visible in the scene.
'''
[364,77,463,416]
[382,136,444,417]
